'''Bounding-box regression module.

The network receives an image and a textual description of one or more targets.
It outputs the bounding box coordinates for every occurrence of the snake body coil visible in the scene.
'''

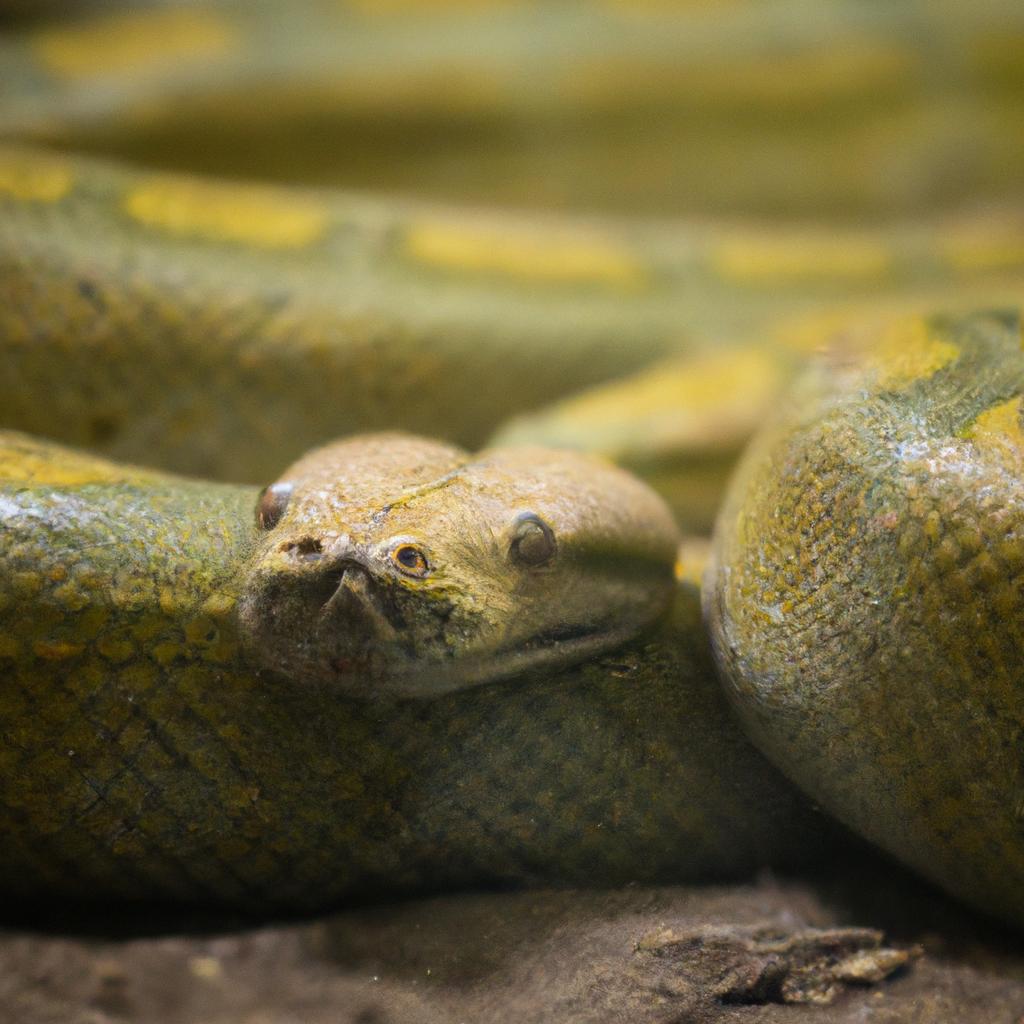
[0,430,830,909]
[708,310,1024,928]
[2,2,1024,926]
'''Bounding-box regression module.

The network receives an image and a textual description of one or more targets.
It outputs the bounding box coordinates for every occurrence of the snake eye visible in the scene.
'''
[510,513,556,567]
[391,543,431,578]
[256,482,293,531]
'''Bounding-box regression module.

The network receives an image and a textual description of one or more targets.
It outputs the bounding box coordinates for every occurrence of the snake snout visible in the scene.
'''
[319,560,398,641]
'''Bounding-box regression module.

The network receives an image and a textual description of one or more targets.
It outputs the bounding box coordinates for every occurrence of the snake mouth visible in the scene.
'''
[239,540,481,694]
[320,564,400,644]
[313,562,452,683]
[314,564,409,679]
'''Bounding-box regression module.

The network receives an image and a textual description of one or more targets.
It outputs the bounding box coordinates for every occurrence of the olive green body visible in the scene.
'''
[3,1,1024,219]
[0,432,831,910]
[5,2,1024,486]
[0,144,684,481]
[707,310,1024,926]
[493,290,1024,532]
[4,2,1024,506]
[7,146,1024,485]
[4,1,1024,925]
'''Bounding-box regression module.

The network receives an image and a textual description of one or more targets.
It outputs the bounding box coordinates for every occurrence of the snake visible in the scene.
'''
[0,2,1023,924]
[707,308,1024,929]
[0,428,834,909]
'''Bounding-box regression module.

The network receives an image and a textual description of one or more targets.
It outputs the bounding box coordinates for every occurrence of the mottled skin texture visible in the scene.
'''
[0,144,682,481]
[4,0,1024,936]
[3,4,1024,484]
[240,434,679,696]
[3,2,1024,500]
[0,430,830,909]
[707,309,1024,927]
[493,343,800,535]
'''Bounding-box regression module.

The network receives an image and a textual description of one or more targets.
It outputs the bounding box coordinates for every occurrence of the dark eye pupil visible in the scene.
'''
[393,544,430,577]
[397,546,421,568]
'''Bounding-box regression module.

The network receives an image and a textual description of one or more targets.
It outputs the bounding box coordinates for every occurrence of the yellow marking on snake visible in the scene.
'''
[654,348,777,413]
[869,319,960,389]
[0,446,152,488]
[712,235,892,285]
[674,538,711,588]
[769,295,947,356]
[124,180,329,249]
[964,396,1024,461]
[771,308,871,355]
[33,10,237,79]
[404,222,646,289]
[0,151,73,203]
[553,347,782,456]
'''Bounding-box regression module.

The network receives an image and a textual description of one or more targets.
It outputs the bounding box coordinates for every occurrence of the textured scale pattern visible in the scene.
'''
[0,432,831,910]
[4,0,1024,928]
[708,310,1024,927]
[6,143,1024,486]
[0,147,680,481]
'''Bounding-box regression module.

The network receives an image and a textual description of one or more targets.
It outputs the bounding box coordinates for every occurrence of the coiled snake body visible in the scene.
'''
[0,2,1023,925]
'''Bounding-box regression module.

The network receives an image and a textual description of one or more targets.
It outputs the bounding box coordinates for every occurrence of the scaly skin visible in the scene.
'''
[0,430,832,910]
[0,143,681,478]
[4,2,1024,928]
[706,309,1024,927]
[6,144,1024,481]
[493,344,791,535]
[4,5,1024,482]
[3,1,1024,218]
[493,291,1024,532]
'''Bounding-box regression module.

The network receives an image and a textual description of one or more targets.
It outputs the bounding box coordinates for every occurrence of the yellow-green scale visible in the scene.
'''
[708,310,1024,927]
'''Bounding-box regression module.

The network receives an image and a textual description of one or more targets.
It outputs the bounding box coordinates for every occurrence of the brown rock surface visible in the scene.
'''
[2,858,1023,1023]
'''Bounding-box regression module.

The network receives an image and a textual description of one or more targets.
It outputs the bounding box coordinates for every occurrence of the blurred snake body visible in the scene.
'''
[0,2,1023,923]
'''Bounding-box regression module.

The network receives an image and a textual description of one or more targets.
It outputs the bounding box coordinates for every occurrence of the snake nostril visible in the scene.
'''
[280,537,323,562]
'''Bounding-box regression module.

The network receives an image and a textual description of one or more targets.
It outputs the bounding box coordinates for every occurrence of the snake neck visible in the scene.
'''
[0,432,258,672]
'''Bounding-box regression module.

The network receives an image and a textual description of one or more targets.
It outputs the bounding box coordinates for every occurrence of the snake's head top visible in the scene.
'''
[238,432,680,697]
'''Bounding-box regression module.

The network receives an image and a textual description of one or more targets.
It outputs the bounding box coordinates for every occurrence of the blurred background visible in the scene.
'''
[3,0,1024,221]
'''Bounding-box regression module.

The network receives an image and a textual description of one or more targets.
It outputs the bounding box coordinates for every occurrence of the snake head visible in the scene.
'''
[237,432,680,698]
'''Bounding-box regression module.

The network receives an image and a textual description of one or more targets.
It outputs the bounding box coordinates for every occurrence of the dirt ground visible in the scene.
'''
[2,856,1023,1023]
